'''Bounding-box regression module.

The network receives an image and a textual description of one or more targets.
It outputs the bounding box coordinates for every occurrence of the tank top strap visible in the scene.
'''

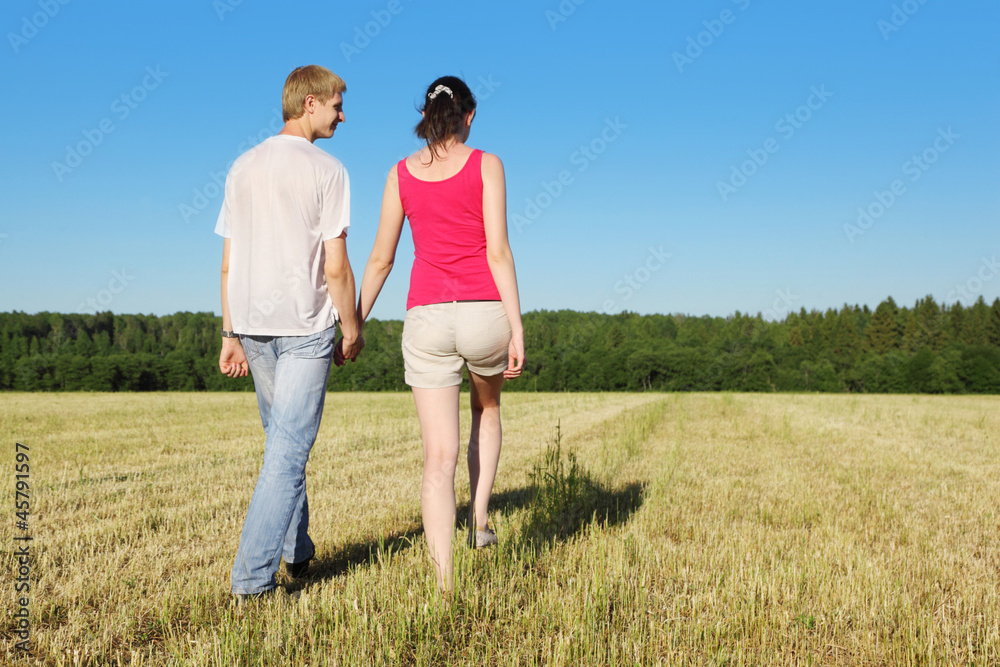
[460,149,484,187]
[469,148,484,168]
[397,149,482,188]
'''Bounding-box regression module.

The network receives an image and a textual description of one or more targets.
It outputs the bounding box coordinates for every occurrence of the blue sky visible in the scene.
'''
[1,0,997,321]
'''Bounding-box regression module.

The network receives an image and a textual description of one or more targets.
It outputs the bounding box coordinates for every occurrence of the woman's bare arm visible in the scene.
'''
[481,152,525,377]
[357,165,405,324]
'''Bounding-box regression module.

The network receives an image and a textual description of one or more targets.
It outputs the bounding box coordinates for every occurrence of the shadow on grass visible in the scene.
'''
[518,480,645,549]
[296,425,646,587]
[298,470,644,589]
[301,525,425,584]
[458,480,645,549]
[298,488,542,587]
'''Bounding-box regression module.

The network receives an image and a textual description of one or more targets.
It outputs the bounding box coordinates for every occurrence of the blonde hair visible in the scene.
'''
[281,65,347,121]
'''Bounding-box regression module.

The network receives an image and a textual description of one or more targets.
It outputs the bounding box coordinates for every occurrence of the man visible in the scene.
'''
[215,65,363,598]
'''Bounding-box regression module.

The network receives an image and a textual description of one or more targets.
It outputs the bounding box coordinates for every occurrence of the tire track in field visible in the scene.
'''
[509,397,674,541]
[566,395,673,480]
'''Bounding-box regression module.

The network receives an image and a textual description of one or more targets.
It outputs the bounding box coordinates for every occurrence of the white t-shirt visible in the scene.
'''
[214,134,350,335]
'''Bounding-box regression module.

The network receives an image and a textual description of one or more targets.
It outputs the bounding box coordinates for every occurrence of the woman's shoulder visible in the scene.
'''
[479,151,504,177]
[401,147,432,175]
[386,161,400,183]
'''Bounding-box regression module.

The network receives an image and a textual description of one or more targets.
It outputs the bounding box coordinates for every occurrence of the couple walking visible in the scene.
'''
[215,65,525,597]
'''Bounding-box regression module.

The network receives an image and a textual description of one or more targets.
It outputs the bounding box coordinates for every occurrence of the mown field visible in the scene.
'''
[2,391,999,666]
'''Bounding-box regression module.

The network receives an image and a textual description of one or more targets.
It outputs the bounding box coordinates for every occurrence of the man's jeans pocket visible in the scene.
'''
[283,325,336,360]
[239,335,268,362]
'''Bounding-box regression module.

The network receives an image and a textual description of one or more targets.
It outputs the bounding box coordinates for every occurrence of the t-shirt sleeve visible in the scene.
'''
[319,164,351,241]
[214,172,233,238]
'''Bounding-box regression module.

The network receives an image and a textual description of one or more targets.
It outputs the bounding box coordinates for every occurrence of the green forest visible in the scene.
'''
[2,295,1000,393]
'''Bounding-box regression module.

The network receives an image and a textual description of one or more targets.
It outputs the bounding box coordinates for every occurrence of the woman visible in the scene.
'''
[356,75,525,591]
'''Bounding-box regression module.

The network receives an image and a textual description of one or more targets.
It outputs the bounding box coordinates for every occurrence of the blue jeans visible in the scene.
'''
[230,325,336,595]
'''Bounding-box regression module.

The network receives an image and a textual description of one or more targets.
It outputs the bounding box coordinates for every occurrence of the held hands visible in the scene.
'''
[334,333,365,367]
[219,338,249,378]
[503,332,525,380]
[335,314,366,367]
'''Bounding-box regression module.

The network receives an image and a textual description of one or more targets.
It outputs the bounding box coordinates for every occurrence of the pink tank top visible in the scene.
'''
[397,148,502,309]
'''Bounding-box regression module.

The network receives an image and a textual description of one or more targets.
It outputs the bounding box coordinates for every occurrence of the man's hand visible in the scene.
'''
[334,334,365,367]
[219,338,249,377]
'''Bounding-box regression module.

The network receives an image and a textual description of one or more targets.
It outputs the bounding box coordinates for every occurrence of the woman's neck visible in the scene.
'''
[427,137,467,158]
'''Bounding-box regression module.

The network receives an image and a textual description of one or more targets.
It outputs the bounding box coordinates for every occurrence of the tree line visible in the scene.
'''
[2,295,999,393]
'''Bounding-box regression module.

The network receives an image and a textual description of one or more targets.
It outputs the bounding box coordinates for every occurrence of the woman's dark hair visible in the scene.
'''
[415,76,477,162]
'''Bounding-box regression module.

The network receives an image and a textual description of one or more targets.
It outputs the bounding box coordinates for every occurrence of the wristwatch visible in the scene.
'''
[221,329,238,338]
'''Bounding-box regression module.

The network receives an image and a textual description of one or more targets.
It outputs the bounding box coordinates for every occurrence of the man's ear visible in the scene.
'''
[303,94,317,115]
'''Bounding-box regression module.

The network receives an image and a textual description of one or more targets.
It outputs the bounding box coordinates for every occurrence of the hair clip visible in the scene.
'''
[427,84,453,100]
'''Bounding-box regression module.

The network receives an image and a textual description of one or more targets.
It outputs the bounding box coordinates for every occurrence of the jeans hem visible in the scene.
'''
[232,584,278,596]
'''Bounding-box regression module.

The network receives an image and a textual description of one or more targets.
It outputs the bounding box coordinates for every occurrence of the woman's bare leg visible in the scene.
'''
[467,371,505,532]
[412,385,461,590]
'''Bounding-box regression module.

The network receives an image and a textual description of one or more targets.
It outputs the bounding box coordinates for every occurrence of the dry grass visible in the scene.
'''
[1,391,998,666]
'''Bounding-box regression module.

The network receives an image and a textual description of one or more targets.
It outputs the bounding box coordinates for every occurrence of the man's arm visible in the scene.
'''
[324,232,363,364]
[219,238,248,377]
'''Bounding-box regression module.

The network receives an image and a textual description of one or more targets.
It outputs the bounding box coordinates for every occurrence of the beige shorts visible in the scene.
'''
[402,301,511,388]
